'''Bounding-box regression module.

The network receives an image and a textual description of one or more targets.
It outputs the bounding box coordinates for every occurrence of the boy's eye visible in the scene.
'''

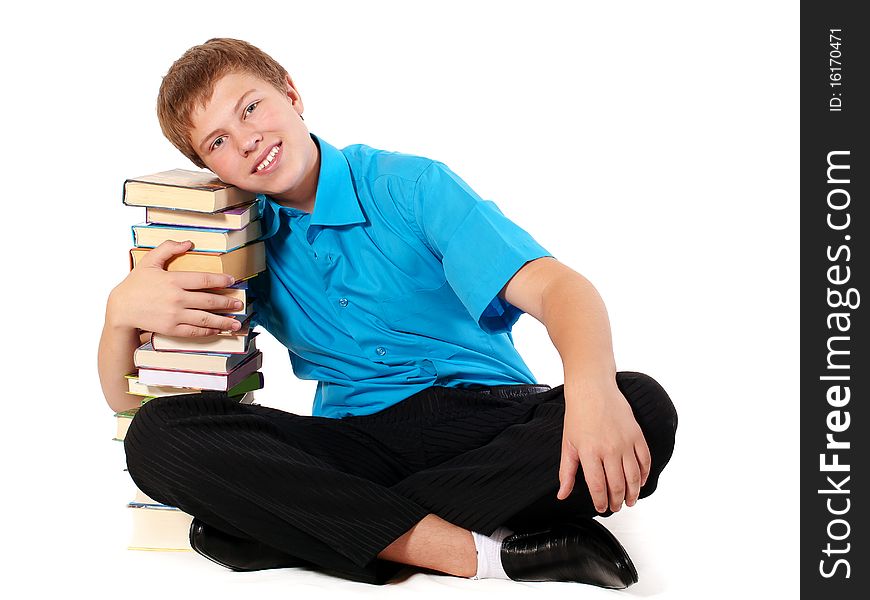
[211,137,225,151]
[244,101,259,117]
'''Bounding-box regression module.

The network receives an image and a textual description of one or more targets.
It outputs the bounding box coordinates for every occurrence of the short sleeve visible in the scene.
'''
[410,161,552,334]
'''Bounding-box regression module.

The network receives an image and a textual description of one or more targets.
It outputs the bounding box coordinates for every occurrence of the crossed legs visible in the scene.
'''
[125,372,677,583]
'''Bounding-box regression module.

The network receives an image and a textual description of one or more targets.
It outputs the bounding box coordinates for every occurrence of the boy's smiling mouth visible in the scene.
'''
[253,143,282,174]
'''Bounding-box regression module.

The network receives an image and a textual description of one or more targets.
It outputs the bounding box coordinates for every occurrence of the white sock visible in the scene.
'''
[471,526,514,580]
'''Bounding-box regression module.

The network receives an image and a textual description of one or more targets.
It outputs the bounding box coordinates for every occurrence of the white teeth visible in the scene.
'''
[256,146,280,171]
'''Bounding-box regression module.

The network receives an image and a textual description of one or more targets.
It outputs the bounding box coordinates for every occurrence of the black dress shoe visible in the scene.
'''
[189,518,309,571]
[500,519,639,588]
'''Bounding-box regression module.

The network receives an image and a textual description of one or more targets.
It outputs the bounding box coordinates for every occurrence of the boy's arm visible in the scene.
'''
[500,256,651,514]
[98,318,149,414]
[97,240,243,413]
[404,160,648,508]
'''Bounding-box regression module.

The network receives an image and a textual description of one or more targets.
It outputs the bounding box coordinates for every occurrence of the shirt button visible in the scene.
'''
[339,298,349,308]
[375,346,387,356]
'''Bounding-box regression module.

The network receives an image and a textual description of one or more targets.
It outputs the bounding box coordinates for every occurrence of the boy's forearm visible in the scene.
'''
[97,293,142,414]
[540,269,651,513]
[540,272,617,398]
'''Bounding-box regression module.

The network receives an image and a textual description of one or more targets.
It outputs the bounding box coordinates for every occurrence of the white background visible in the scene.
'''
[1,1,798,598]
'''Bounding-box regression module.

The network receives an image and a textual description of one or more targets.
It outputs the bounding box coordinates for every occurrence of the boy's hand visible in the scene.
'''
[557,380,651,513]
[107,240,243,337]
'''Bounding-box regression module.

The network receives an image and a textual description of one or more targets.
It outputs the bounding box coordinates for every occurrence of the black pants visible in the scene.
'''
[125,371,677,584]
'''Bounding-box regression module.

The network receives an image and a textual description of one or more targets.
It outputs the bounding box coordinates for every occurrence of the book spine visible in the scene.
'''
[122,179,132,206]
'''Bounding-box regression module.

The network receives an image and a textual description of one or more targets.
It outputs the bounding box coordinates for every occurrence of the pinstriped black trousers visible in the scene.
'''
[124,371,677,584]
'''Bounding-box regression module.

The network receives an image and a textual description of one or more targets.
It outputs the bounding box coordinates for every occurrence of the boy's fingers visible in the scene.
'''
[172,271,236,291]
[180,309,241,333]
[140,240,193,269]
[623,453,642,507]
[185,291,245,314]
[636,439,652,488]
[603,457,626,512]
[172,324,223,338]
[556,444,579,500]
[582,456,608,513]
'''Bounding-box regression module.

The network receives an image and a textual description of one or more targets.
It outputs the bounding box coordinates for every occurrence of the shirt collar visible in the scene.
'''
[256,134,366,242]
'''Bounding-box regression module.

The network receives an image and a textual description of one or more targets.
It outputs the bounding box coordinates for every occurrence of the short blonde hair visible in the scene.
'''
[156,38,289,168]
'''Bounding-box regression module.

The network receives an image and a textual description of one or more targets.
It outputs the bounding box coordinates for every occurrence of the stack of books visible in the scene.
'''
[115,168,267,551]
[113,385,260,551]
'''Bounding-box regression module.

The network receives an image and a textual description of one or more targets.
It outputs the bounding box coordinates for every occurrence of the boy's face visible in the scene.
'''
[189,72,318,204]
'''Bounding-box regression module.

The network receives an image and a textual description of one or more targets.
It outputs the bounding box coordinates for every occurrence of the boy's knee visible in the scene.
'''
[616,371,678,470]
[122,399,179,504]
[124,392,228,456]
[124,398,176,475]
[123,394,224,506]
[123,395,208,476]
[616,372,677,431]
[125,398,165,451]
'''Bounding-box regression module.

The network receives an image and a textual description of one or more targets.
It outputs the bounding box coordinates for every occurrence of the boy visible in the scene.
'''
[98,38,677,587]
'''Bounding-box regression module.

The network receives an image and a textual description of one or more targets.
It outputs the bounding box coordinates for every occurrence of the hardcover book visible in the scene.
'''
[113,408,139,442]
[126,371,264,398]
[146,202,259,230]
[134,339,258,373]
[125,374,199,397]
[132,219,262,253]
[123,169,255,213]
[127,504,193,551]
[151,329,257,354]
[129,242,266,281]
[137,351,263,391]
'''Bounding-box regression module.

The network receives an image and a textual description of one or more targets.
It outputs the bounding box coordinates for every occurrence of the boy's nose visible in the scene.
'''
[240,133,263,156]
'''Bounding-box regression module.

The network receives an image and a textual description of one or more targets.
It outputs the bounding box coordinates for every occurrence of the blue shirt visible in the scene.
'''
[250,135,553,418]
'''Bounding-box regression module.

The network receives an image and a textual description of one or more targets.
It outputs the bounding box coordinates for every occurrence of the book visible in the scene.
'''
[225,372,265,397]
[134,339,258,373]
[129,242,266,281]
[151,328,256,354]
[146,202,259,230]
[125,374,198,397]
[123,169,256,213]
[113,408,139,441]
[137,351,263,391]
[126,370,264,398]
[132,219,263,253]
[127,504,193,551]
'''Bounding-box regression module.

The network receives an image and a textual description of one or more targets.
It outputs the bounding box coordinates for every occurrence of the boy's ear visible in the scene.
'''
[284,74,304,116]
